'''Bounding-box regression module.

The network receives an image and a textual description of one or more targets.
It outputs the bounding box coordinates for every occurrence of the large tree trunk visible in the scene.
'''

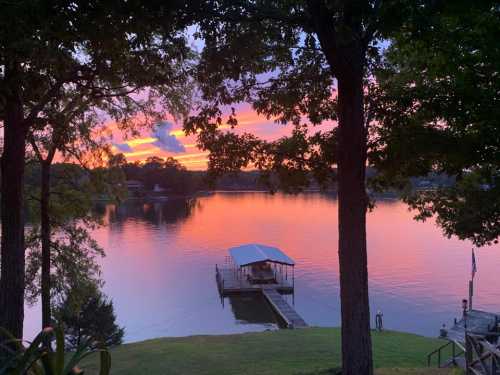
[0,74,28,339]
[40,161,52,330]
[336,69,373,375]
[306,2,373,374]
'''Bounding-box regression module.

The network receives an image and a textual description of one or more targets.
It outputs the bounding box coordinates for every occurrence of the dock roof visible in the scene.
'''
[229,243,295,267]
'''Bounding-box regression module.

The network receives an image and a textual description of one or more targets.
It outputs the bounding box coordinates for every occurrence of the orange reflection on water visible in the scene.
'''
[53,193,500,342]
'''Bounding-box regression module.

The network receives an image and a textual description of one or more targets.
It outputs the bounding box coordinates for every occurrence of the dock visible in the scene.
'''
[428,309,500,371]
[447,310,500,345]
[216,266,294,294]
[216,266,307,328]
[215,243,308,329]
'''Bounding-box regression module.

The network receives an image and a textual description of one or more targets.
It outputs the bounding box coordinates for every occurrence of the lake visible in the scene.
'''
[24,192,500,342]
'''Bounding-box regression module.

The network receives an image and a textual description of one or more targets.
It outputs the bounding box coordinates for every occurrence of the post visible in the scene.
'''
[465,333,473,375]
[469,279,473,311]
[452,341,456,365]
[463,299,468,330]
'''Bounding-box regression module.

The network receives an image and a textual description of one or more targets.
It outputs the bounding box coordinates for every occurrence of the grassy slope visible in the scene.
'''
[82,328,459,375]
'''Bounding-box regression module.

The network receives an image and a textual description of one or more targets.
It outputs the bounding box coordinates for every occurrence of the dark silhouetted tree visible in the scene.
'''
[54,285,124,350]
[371,1,500,246]
[0,1,194,338]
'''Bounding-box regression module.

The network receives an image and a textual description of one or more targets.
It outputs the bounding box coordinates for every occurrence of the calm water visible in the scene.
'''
[24,192,500,342]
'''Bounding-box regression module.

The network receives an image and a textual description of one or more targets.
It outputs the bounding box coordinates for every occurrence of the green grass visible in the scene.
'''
[81,328,460,375]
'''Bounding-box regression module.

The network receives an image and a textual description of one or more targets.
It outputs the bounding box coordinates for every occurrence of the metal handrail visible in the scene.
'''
[427,341,452,367]
[427,340,465,368]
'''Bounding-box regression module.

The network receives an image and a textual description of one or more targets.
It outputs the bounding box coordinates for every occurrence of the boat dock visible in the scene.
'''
[428,309,500,371]
[216,243,308,329]
[447,310,500,345]
[216,266,294,294]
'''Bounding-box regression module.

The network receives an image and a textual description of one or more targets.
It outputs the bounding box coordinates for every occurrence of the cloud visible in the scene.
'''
[113,143,133,153]
[151,121,185,153]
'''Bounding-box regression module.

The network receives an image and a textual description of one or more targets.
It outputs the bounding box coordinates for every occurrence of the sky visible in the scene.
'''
[106,25,340,170]
[109,103,335,170]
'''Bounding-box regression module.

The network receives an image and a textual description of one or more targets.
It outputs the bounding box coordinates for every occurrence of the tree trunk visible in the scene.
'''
[336,69,373,375]
[305,2,373,373]
[40,161,52,330]
[0,75,28,340]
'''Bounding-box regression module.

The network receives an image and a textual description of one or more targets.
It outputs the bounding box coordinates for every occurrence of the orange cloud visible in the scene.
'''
[173,152,209,160]
[120,149,157,158]
[126,137,158,146]
[180,159,209,165]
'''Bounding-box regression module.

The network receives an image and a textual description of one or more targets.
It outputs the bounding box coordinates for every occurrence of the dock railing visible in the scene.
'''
[465,332,500,375]
[216,263,294,294]
[215,264,224,291]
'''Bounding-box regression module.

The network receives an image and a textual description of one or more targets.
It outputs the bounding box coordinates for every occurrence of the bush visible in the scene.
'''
[54,286,124,350]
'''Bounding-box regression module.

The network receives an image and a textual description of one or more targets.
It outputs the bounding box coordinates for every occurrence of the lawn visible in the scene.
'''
[82,328,460,375]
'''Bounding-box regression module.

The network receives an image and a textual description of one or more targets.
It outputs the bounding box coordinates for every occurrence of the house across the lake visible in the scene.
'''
[125,180,145,197]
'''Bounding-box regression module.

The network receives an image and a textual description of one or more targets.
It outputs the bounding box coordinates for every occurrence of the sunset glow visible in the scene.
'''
[108,105,335,170]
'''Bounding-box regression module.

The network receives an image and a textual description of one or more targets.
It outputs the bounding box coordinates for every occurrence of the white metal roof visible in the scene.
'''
[228,243,295,267]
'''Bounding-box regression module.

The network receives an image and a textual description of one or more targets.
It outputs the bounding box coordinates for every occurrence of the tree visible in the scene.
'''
[0,1,194,338]
[23,161,115,334]
[120,156,197,194]
[26,76,150,332]
[24,216,106,319]
[186,2,406,373]
[370,1,500,246]
[27,89,100,332]
[54,285,124,350]
[186,1,479,373]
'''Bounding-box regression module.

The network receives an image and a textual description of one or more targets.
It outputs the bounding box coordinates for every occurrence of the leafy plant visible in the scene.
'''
[0,326,111,375]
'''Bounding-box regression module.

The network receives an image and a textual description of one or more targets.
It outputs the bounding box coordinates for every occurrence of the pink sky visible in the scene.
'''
[110,104,335,170]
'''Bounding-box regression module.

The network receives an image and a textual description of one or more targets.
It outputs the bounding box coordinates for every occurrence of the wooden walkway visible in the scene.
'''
[216,265,307,329]
[262,288,308,328]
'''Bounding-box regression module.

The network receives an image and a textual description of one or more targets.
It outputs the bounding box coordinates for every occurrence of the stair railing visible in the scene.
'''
[427,340,464,368]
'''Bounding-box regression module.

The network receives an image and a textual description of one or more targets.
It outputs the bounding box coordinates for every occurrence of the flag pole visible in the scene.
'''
[469,279,473,311]
[469,249,476,311]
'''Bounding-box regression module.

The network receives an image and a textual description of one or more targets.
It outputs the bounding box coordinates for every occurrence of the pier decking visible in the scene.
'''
[447,310,500,345]
[428,309,500,370]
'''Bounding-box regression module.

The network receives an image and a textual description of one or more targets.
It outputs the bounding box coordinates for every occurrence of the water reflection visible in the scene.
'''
[23,192,500,342]
[227,294,281,328]
[95,198,197,227]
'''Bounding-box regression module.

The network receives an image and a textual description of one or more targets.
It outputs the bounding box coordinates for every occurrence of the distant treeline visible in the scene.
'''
[18,156,456,205]
[118,157,275,194]
[117,156,455,196]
